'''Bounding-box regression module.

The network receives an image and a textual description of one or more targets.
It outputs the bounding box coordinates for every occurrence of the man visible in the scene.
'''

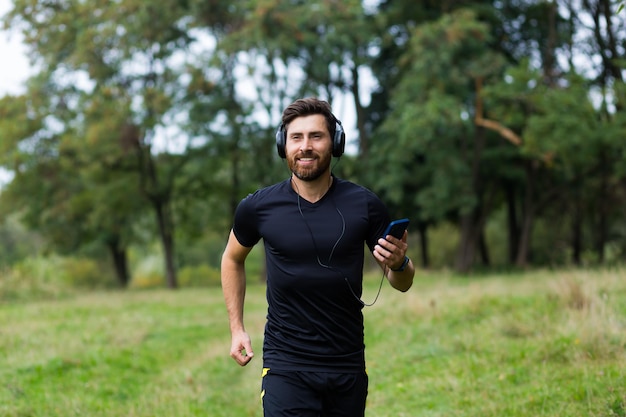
[221,97,414,416]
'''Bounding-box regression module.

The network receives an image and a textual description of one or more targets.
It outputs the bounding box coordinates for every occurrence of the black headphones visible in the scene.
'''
[275,117,346,158]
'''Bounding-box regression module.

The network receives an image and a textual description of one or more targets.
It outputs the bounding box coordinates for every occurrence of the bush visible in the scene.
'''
[129,253,164,289]
[128,264,221,289]
[178,264,221,287]
[0,255,118,301]
[60,257,116,289]
[0,256,73,301]
[129,271,165,289]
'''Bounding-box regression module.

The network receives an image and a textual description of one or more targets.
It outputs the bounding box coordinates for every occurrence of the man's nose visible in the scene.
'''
[300,138,313,151]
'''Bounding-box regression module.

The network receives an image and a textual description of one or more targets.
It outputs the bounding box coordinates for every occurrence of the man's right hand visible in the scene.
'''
[230,331,254,366]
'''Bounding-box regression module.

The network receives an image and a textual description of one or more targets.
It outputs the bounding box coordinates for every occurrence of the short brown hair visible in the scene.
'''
[281,97,336,138]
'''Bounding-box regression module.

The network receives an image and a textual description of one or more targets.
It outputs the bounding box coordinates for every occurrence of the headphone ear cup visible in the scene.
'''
[276,125,286,158]
[333,121,345,157]
[277,120,344,158]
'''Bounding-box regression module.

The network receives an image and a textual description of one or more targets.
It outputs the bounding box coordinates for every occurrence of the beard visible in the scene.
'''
[288,150,332,181]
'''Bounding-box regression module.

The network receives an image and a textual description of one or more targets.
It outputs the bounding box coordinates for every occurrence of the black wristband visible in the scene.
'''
[391,256,410,272]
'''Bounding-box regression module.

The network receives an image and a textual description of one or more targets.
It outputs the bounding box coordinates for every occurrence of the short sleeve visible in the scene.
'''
[232,194,261,247]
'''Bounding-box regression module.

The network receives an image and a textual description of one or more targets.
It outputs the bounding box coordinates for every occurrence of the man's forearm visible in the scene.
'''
[221,259,247,333]
[387,259,415,292]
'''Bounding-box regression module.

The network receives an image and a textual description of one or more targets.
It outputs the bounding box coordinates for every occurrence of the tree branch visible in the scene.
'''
[474,77,522,146]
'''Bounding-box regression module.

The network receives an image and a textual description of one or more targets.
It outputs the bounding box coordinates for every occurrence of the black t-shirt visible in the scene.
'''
[232,176,390,372]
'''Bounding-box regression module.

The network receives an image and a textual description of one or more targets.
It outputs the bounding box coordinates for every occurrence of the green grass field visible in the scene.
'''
[1,268,625,416]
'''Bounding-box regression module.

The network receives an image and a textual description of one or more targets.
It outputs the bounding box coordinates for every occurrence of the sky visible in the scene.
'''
[0,0,31,95]
[0,0,29,186]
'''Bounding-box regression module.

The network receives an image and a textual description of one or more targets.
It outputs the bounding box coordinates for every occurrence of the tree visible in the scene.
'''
[216,0,377,157]
[0,75,144,285]
[3,0,626,274]
[2,0,214,288]
[370,9,511,272]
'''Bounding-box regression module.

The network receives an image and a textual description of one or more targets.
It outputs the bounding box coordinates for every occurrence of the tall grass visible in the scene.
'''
[1,268,625,416]
[364,269,626,416]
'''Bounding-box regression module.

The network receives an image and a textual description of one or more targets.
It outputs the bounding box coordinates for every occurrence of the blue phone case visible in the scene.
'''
[382,218,410,239]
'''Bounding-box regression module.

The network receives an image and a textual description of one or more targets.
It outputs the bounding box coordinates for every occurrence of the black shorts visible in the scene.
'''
[260,368,368,417]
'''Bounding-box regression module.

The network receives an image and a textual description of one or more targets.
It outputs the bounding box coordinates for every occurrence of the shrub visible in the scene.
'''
[60,257,115,289]
[129,271,165,289]
[178,264,221,287]
[0,256,73,301]
[130,254,165,289]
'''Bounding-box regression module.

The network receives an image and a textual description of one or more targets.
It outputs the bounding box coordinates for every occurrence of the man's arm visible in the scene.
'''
[372,230,415,292]
[221,229,254,366]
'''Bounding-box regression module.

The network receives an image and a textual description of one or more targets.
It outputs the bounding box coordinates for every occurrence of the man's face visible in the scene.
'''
[285,114,332,181]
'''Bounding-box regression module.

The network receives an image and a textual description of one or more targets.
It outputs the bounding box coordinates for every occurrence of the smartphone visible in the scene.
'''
[382,218,410,240]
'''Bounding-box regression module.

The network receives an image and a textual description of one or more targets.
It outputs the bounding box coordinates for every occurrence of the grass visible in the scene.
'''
[1,268,625,416]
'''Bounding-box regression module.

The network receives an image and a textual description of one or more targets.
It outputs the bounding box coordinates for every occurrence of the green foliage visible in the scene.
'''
[178,264,221,287]
[129,271,166,289]
[417,222,459,268]
[129,253,165,289]
[60,257,114,289]
[2,0,626,278]
[176,233,226,269]
[0,213,43,267]
[369,9,505,224]
[523,76,600,169]
[1,0,234,289]
[0,255,116,302]
[1,269,625,416]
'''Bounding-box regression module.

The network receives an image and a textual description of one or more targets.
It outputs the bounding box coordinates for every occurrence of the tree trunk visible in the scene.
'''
[515,162,536,267]
[134,127,178,289]
[583,0,624,85]
[543,0,558,85]
[596,209,607,263]
[455,211,482,273]
[571,198,583,266]
[351,65,368,159]
[107,239,130,287]
[505,182,520,264]
[229,138,241,218]
[478,231,490,266]
[418,222,430,268]
[153,199,177,289]
[455,118,488,273]
[516,211,534,267]
[595,153,609,263]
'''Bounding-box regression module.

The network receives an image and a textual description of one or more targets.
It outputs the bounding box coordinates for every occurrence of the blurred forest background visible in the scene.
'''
[1,0,625,292]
